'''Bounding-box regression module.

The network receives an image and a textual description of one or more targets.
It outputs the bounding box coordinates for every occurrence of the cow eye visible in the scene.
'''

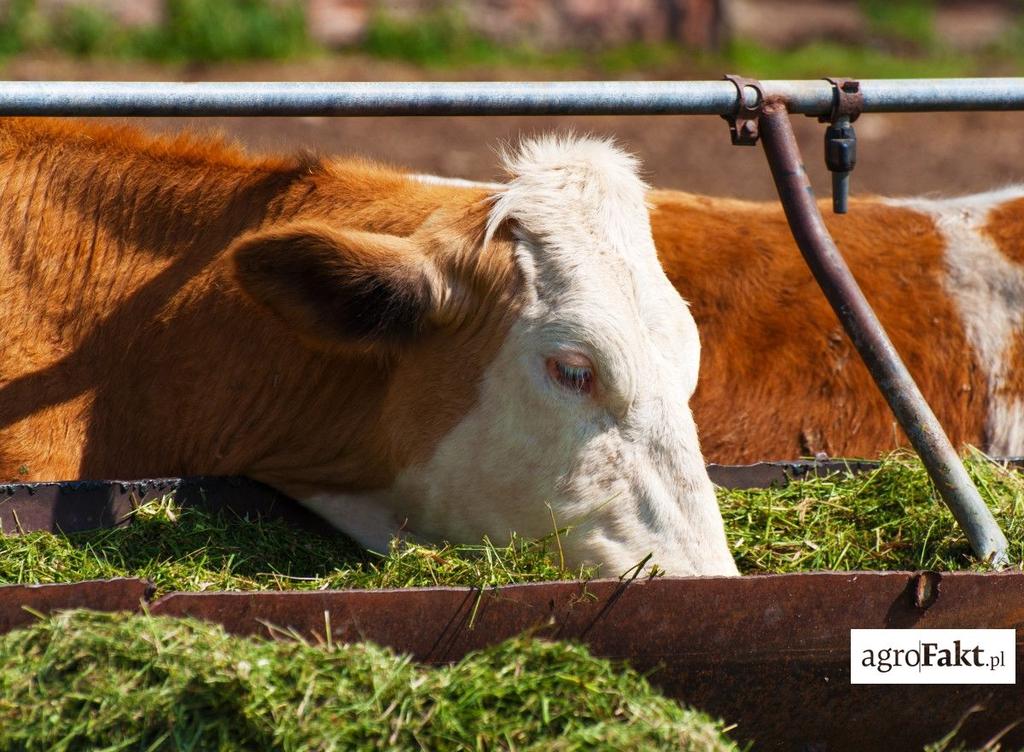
[547,356,595,396]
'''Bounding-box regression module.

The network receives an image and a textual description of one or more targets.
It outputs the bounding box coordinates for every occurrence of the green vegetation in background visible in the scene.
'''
[860,0,936,49]
[0,0,1020,76]
[359,8,708,76]
[714,0,1024,79]
[0,0,312,61]
[362,7,491,66]
[0,610,738,751]
[722,38,974,80]
[52,4,118,58]
[358,6,1015,78]
[144,0,310,62]
[362,7,581,69]
[990,12,1024,71]
[0,0,44,56]
[596,42,683,76]
[1,451,1019,593]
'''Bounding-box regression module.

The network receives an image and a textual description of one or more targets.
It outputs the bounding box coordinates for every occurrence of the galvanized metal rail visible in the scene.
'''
[0,78,1022,116]
[3,76,1019,564]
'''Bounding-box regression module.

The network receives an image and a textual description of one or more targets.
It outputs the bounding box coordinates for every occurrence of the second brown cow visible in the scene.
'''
[651,188,1024,463]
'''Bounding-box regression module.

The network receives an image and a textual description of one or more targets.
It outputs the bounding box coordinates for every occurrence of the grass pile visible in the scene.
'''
[0,494,592,592]
[0,609,737,751]
[0,451,1021,593]
[720,449,1024,573]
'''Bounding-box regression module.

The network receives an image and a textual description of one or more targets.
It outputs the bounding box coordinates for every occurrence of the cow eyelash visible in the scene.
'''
[553,360,594,395]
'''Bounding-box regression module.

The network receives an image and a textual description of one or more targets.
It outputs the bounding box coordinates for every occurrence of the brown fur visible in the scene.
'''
[2,118,1006,477]
[650,190,988,463]
[0,119,518,490]
[985,197,1024,265]
[995,330,1024,400]
[986,197,1024,403]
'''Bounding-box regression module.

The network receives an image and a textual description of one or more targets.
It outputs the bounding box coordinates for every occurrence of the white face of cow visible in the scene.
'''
[300,136,738,577]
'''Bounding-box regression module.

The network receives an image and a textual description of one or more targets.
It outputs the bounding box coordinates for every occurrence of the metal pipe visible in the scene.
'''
[758,102,1010,566]
[824,115,856,214]
[0,78,1021,117]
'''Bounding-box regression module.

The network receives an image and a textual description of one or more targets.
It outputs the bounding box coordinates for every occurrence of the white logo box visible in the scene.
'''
[851,629,1016,685]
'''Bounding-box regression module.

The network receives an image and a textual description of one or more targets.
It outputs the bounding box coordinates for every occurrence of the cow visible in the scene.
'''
[417,172,1024,465]
[650,188,1024,464]
[0,119,738,577]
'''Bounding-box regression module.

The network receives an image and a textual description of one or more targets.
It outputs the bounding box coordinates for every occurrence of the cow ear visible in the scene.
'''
[229,221,439,349]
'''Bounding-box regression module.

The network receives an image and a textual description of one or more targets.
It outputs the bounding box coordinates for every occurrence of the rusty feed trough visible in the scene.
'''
[1,468,1022,751]
[1,78,1023,750]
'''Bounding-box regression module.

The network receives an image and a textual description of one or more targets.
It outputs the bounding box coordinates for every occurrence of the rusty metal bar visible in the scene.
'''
[757,102,1010,566]
[0,578,150,633]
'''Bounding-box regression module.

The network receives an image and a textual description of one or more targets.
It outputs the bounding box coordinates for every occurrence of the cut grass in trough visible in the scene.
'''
[0,450,1021,592]
[720,449,1024,573]
[0,609,739,751]
[0,493,592,592]
[0,454,1016,751]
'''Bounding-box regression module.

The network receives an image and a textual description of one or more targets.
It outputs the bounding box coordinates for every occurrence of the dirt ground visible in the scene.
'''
[5,54,1023,201]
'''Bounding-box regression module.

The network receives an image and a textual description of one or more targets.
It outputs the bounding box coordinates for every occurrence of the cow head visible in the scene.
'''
[228,135,737,577]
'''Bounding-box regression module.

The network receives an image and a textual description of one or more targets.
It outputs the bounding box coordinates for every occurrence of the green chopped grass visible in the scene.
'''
[0,455,1016,750]
[0,494,591,592]
[0,609,738,751]
[721,449,1024,573]
[0,451,1020,592]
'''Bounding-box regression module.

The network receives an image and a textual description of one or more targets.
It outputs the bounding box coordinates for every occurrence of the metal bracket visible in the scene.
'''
[818,78,863,213]
[818,77,863,124]
[721,74,764,146]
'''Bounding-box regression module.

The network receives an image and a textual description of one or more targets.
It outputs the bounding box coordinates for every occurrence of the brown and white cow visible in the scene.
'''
[419,172,1024,465]
[650,188,1024,464]
[0,119,737,576]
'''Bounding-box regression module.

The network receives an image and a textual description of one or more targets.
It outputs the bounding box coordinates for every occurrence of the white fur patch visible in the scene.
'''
[300,494,406,553]
[410,173,501,190]
[486,135,649,245]
[886,187,1024,455]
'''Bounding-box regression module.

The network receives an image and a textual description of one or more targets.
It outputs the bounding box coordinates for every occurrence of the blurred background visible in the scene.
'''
[1,0,1022,199]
